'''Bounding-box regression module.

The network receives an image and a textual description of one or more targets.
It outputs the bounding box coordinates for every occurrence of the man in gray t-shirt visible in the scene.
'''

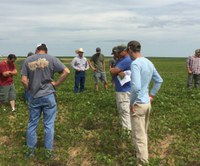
[21,43,70,157]
[89,47,108,91]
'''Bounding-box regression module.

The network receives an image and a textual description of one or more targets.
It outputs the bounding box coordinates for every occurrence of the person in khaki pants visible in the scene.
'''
[127,40,163,165]
[110,45,132,131]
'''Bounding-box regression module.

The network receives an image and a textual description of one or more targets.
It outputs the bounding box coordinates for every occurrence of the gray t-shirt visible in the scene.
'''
[21,54,66,98]
[90,53,104,72]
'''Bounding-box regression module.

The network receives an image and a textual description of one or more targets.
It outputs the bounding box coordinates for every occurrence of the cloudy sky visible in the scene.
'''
[0,0,200,57]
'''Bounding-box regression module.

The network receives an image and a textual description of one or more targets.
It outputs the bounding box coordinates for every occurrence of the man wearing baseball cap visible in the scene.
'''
[110,44,132,131]
[89,47,108,91]
[21,43,70,158]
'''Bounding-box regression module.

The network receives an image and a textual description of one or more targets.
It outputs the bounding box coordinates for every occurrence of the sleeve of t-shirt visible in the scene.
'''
[0,63,2,73]
[116,58,131,71]
[1,62,7,73]
[21,60,28,76]
[90,55,94,61]
[102,54,104,62]
[53,57,66,72]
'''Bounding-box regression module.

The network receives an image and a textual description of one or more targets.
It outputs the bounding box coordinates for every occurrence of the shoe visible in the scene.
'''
[11,108,16,112]
[25,148,34,158]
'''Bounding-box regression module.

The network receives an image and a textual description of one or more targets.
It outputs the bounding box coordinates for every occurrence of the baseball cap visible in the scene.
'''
[36,43,48,51]
[111,46,117,54]
[96,47,101,53]
[114,45,126,54]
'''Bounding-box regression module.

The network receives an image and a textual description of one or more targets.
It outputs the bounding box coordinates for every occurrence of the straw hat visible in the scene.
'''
[75,48,84,54]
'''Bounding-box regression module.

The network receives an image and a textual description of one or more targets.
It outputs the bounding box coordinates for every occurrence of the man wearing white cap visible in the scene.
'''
[71,48,89,93]
[21,43,70,158]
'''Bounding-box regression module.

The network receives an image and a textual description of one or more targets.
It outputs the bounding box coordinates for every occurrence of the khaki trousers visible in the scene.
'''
[115,92,131,130]
[130,102,151,164]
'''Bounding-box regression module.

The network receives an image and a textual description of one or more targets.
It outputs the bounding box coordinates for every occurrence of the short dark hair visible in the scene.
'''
[8,54,17,60]
[127,40,141,52]
[27,52,34,57]
[36,43,48,53]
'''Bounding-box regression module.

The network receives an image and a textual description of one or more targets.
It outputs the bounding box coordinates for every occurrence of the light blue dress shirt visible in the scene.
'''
[130,57,163,105]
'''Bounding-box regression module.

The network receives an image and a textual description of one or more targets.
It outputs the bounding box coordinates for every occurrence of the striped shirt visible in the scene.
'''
[187,55,200,74]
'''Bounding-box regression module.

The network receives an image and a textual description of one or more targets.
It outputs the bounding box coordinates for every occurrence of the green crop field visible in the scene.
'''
[0,57,199,166]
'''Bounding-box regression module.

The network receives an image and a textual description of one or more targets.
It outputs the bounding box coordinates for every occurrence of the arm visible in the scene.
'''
[3,69,17,77]
[88,59,96,71]
[51,67,70,87]
[71,58,80,71]
[103,61,106,71]
[85,60,89,70]
[186,57,192,73]
[21,75,29,90]
[9,69,17,76]
[149,67,163,99]
[130,64,141,106]
[2,71,12,77]
[130,64,141,112]
[110,67,122,77]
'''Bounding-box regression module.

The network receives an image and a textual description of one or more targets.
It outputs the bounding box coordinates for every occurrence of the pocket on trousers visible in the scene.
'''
[131,103,144,116]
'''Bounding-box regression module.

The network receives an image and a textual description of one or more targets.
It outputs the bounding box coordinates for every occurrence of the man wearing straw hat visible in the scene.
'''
[71,48,89,93]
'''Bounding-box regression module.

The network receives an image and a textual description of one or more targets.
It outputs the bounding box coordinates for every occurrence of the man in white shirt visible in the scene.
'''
[71,48,89,93]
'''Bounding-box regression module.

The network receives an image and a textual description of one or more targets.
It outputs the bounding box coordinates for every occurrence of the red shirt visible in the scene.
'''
[0,60,16,86]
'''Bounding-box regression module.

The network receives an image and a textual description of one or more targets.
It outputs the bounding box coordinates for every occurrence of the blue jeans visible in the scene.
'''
[25,90,30,103]
[26,93,57,150]
[74,71,86,93]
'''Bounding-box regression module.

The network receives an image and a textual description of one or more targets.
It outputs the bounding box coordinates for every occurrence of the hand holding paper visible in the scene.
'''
[117,70,131,86]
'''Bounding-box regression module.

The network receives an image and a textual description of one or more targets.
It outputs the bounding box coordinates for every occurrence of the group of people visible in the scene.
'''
[110,41,163,165]
[0,41,165,165]
[70,47,108,93]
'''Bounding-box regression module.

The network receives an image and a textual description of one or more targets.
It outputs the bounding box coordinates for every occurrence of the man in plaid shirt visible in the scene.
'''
[186,49,200,88]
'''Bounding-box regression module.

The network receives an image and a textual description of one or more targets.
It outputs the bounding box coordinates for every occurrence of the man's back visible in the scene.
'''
[130,57,163,104]
[21,54,65,98]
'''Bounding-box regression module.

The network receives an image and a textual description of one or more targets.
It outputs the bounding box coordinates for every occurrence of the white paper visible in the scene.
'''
[117,70,131,86]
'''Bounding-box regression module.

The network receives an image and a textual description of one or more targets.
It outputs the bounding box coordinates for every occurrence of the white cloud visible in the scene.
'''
[0,0,200,57]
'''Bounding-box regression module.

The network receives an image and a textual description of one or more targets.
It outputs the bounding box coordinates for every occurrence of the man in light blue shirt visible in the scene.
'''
[127,40,163,165]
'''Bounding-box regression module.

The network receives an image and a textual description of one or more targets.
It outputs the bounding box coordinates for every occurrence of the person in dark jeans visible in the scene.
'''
[71,48,89,93]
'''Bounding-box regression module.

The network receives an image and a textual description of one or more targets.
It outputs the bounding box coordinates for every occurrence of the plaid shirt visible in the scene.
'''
[187,55,200,74]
